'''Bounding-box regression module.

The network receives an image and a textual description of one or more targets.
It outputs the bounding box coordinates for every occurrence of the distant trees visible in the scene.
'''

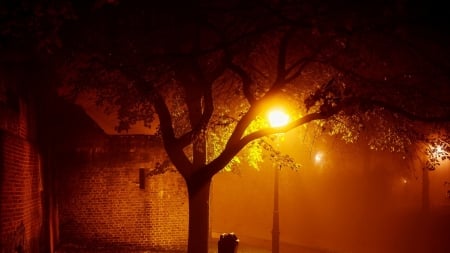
[3,1,450,252]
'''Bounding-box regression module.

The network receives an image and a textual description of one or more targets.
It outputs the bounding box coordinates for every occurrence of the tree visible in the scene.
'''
[56,1,450,252]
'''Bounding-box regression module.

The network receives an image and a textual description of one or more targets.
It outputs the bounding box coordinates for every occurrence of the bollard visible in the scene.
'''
[218,232,239,253]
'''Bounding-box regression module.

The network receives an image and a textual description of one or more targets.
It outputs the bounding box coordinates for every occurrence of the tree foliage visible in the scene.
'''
[424,131,450,170]
[56,2,450,249]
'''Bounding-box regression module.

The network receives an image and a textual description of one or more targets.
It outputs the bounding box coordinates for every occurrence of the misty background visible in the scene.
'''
[210,131,450,253]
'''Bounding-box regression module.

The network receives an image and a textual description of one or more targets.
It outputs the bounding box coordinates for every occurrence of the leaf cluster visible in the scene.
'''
[15,0,450,177]
[424,133,450,170]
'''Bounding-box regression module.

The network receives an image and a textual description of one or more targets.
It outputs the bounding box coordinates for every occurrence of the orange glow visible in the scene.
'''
[267,109,290,128]
[432,145,444,158]
[314,152,323,163]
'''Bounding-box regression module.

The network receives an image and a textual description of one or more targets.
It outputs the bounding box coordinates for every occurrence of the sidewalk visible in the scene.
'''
[57,241,332,253]
[217,243,333,253]
[209,234,335,253]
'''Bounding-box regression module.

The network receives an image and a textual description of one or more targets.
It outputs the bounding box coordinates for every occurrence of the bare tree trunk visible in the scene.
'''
[187,179,211,253]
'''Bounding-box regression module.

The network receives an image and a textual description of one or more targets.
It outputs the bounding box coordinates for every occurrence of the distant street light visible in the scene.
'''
[267,108,290,253]
[314,152,323,164]
[401,177,408,184]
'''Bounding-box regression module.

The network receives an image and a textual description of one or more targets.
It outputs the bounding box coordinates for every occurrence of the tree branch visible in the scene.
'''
[174,58,217,148]
[197,111,328,185]
[153,91,193,178]
[275,27,295,84]
[365,99,450,123]
[227,60,256,104]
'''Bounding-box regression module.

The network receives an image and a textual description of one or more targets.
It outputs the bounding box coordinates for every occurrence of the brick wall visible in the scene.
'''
[56,135,188,251]
[1,96,44,253]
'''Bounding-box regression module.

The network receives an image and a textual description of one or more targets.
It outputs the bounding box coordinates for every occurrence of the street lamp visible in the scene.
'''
[268,109,290,128]
[314,152,323,164]
[267,108,290,253]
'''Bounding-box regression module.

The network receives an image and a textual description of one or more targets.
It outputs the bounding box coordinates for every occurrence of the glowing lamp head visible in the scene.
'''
[268,109,290,128]
[314,152,323,163]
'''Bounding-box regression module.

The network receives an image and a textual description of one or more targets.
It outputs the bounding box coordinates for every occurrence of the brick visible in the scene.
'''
[1,97,44,253]
[57,135,188,250]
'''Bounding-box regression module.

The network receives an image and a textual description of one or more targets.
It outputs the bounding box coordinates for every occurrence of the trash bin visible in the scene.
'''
[218,232,239,253]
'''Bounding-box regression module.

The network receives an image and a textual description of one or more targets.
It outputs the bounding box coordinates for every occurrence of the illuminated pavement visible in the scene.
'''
[57,241,330,253]
[209,242,331,253]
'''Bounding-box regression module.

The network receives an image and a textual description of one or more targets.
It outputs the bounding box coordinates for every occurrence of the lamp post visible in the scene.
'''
[267,109,289,253]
